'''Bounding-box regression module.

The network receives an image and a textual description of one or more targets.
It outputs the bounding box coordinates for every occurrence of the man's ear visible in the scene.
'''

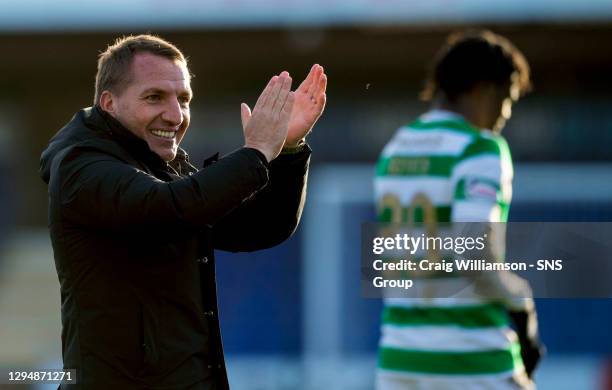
[99,91,116,114]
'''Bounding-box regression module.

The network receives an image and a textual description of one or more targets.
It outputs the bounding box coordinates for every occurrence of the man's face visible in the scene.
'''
[102,53,192,162]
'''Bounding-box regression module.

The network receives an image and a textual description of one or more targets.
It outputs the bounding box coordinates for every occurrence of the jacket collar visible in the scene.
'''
[87,106,189,170]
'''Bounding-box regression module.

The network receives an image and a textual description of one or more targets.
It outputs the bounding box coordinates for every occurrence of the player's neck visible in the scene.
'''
[432,97,486,130]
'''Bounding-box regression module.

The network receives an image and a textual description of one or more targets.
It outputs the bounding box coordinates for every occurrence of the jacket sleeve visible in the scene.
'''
[212,145,311,252]
[53,146,269,233]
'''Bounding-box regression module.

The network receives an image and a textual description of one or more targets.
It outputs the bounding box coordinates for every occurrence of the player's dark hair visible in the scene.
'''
[420,30,531,102]
[94,34,188,104]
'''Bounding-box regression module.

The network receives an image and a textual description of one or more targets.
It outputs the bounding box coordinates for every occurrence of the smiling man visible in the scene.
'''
[96,51,194,162]
[40,35,326,389]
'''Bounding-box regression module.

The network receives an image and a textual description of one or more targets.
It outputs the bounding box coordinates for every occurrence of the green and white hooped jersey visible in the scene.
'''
[374,110,523,383]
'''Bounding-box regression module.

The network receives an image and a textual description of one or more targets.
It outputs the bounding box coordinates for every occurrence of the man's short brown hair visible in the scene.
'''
[94,34,187,104]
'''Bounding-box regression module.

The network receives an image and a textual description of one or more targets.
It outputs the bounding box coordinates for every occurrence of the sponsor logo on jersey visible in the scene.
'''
[465,178,498,201]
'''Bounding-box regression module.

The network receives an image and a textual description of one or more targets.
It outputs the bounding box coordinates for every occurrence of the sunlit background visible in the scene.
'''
[0,0,611,389]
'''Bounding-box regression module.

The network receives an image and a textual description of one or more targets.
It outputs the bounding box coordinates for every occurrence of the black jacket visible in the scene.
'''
[39,107,310,389]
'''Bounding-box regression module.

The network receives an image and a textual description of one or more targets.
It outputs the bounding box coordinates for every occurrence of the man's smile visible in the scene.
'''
[150,129,178,139]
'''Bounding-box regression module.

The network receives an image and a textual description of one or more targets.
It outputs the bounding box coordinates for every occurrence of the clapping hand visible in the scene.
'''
[241,72,294,162]
[285,64,327,148]
[241,65,327,161]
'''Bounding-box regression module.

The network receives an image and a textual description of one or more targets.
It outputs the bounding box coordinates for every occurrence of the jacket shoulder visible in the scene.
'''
[47,139,139,197]
[53,139,133,173]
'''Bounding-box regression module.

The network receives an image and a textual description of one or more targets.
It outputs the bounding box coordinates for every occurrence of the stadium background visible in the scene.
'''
[0,1,611,388]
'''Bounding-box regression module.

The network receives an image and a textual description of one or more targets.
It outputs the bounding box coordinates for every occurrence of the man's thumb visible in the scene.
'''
[241,103,252,129]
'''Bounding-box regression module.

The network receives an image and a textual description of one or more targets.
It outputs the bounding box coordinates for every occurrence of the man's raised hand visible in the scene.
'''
[285,64,327,148]
[242,71,295,162]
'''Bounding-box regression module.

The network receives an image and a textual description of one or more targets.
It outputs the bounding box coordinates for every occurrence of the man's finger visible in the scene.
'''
[296,64,317,94]
[315,73,327,104]
[254,75,278,112]
[240,103,252,129]
[306,65,322,96]
[263,74,286,111]
[311,67,324,95]
[280,91,295,126]
[308,65,323,95]
[273,74,293,115]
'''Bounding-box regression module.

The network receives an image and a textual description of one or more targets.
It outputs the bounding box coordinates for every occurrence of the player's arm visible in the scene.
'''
[451,136,544,377]
[450,136,532,307]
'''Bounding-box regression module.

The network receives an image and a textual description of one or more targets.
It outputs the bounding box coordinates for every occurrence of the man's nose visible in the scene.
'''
[161,98,183,126]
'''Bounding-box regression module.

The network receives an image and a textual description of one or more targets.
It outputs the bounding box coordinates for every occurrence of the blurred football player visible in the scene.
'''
[374,30,544,389]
